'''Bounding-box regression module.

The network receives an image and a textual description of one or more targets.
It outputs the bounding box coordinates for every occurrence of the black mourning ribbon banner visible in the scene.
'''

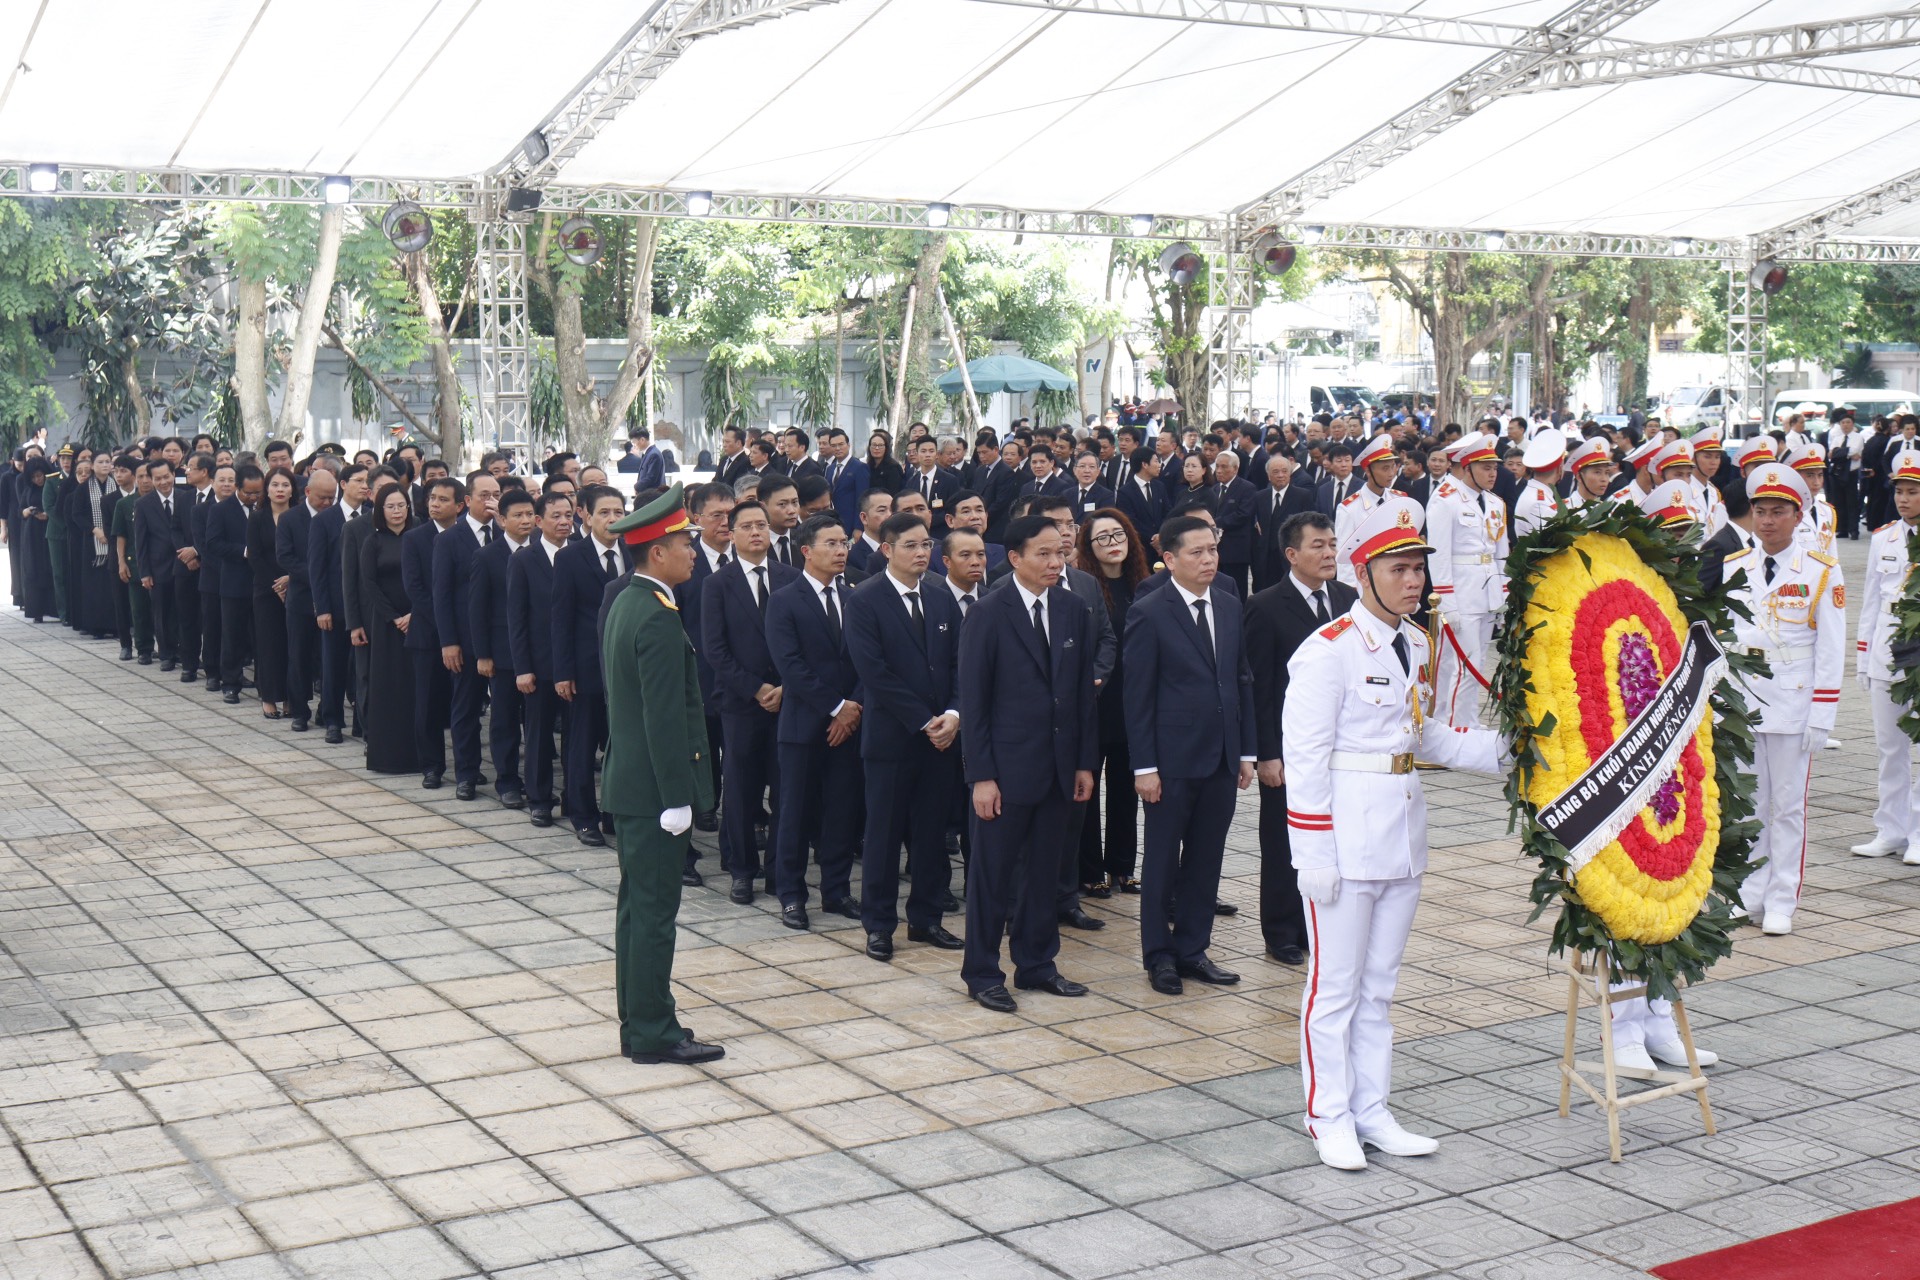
[1536,621,1728,870]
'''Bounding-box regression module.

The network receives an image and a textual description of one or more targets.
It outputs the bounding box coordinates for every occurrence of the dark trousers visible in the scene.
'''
[286,609,318,719]
[704,711,724,806]
[962,789,1071,994]
[449,663,486,783]
[199,591,222,681]
[719,707,779,882]
[862,744,958,935]
[129,582,153,658]
[1832,475,1860,538]
[353,643,370,734]
[411,650,452,775]
[150,577,177,661]
[1139,767,1235,970]
[563,689,605,833]
[1257,781,1308,953]
[318,624,350,728]
[522,685,561,809]
[219,597,252,693]
[486,670,525,795]
[174,572,201,671]
[612,815,690,1055]
[773,738,862,908]
[112,574,132,650]
[1078,738,1138,886]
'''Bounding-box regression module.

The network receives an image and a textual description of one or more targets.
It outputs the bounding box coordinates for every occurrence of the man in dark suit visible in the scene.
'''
[1212,452,1258,597]
[626,426,666,493]
[821,428,870,532]
[1314,443,1358,517]
[1117,451,1169,544]
[1018,445,1072,505]
[958,514,1099,1014]
[557,484,632,848]
[277,467,336,731]
[1125,514,1257,996]
[701,499,799,902]
[1698,497,1757,594]
[403,478,461,787]
[1066,452,1116,522]
[975,441,1021,543]
[344,465,397,728]
[173,452,215,683]
[1252,453,1318,592]
[764,514,864,928]
[469,487,535,808]
[779,428,824,484]
[309,463,368,744]
[714,426,752,489]
[1245,511,1354,965]
[133,460,185,668]
[510,490,572,830]
[846,511,966,960]
[432,470,500,800]
[905,437,959,535]
[188,457,224,692]
[845,490,892,576]
[669,483,732,850]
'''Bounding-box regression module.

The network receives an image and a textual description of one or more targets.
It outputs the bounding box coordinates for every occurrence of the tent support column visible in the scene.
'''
[475,196,531,458]
[1206,236,1255,421]
[1725,252,1768,435]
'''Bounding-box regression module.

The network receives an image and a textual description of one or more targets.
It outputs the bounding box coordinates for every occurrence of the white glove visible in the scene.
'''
[1858,669,1872,693]
[659,806,692,836]
[1296,866,1340,906]
[1800,728,1826,756]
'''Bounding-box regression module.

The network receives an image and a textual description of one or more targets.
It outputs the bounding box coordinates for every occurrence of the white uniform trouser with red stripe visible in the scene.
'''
[1300,875,1420,1137]
[1741,731,1813,924]
[1437,611,1495,728]
[1867,678,1920,849]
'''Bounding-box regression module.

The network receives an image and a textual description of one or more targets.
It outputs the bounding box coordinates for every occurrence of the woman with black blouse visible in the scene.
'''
[1076,508,1151,896]
[359,483,419,775]
[249,467,295,718]
[865,430,905,496]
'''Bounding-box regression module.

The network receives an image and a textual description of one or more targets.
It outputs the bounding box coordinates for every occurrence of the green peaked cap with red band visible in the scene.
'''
[612,482,690,546]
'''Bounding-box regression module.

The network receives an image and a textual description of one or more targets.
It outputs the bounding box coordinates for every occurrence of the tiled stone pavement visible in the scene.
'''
[4,535,1920,1279]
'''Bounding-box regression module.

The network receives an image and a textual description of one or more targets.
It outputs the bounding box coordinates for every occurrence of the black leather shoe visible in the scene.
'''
[973,985,1018,1013]
[1149,962,1184,996]
[908,924,964,950]
[628,1038,725,1065]
[1268,945,1308,966]
[222,690,239,705]
[1017,974,1088,998]
[940,891,960,913]
[781,904,809,931]
[823,897,861,921]
[1059,907,1106,931]
[944,831,961,854]
[681,867,704,887]
[524,807,552,827]
[1177,957,1241,986]
[119,646,133,662]
[575,826,606,847]
[137,654,153,665]
[866,932,894,961]
[1214,901,1239,917]
[500,789,526,810]
[422,771,443,790]
[160,659,176,672]
[205,676,221,693]
[455,780,477,801]
[181,669,198,683]
[730,878,754,905]
[693,809,718,832]
[290,718,309,733]
[1084,881,1112,899]
[324,726,344,744]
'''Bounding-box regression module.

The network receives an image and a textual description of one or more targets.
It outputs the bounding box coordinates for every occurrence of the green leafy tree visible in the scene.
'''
[0,199,103,447]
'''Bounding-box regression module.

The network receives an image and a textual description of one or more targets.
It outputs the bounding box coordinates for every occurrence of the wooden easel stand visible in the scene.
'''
[1558,952,1716,1162]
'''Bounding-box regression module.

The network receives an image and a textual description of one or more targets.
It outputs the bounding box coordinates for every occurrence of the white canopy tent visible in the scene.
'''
[2,0,1916,431]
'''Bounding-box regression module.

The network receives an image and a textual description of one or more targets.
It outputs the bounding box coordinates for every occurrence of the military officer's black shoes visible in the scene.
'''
[180,668,198,683]
[730,878,754,905]
[1214,901,1239,917]
[500,789,526,810]
[119,645,132,662]
[160,658,176,672]
[575,825,606,847]
[290,718,308,733]
[528,808,554,828]
[823,897,861,921]
[781,904,809,931]
[1268,946,1307,966]
[1059,907,1106,931]
[325,726,344,745]
[205,676,221,693]
[908,924,964,950]
[693,808,718,832]
[1017,974,1088,998]
[222,690,239,705]
[866,932,893,961]
[455,781,477,801]
[1178,957,1241,986]
[137,653,152,665]
[681,867,703,887]
[628,1038,725,1066]
[974,985,1018,1013]
[421,771,443,790]
[1149,962,1184,996]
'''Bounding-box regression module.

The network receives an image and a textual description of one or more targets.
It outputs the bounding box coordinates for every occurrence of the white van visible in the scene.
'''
[1771,390,1918,428]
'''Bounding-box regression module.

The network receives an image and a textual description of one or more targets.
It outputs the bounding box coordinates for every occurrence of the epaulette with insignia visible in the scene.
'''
[654,590,679,611]
[1808,550,1838,568]
[1340,491,1364,507]
[1725,547,1751,562]
[1874,520,1895,534]
[1318,616,1354,641]
[1436,481,1457,499]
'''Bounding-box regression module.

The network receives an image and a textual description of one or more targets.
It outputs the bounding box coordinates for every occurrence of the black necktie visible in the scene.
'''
[481,524,492,545]
[1392,632,1410,675]
[349,507,361,520]
[960,594,972,617]
[1312,588,1330,625]
[826,459,838,486]
[1764,555,1777,585]
[1476,491,1487,514]
[906,588,925,635]
[1193,598,1214,664]
[823,584,841,644]
[753,565,768,612]
[922,472,933,502]
[777,534,791,565]
[603,549,617,579]
[1031,598,1047,643]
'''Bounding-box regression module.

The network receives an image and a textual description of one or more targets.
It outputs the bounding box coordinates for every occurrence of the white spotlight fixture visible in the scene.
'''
[1669,236,1693,256]
[686,190,713,217]
[382,200,434,254]
[322,175,352,205]
[558,216,602,266]
[1299,224,1326,245]
[927,202,951,228]
[1483,230,1506,251]
[26,163,57,194]
[1130,213,1155,237]
[1157,241,1204,288]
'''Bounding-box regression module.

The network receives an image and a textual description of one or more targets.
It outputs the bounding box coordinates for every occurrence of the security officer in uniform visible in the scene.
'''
[1852,445,1920,864]
[1283,494,1504,1170]
[1330,434,1397,589]
[1563,438,1617,509]
[1784,443,1838,555]
[601,483,724,1065]
[1723,463,1845,936]
[1425,433,1508,727]
[1511,427,1567,537]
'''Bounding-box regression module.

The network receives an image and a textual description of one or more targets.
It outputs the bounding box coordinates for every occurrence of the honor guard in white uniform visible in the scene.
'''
[1851,446,1920,863]
[1283,495,1504,1171]
[1648,440,1725,538]
[1512,427,1568,537]
[1636,479,1702,531]
[1425,434,1508,727]
[1332,434,1400,589]
[1724,463,1845,935]
[1621,438,1663,501]
[1564,438,1617,509]
[1783,443,1837,555]
[1689,426,1732,539]
[1733,436,1777,478]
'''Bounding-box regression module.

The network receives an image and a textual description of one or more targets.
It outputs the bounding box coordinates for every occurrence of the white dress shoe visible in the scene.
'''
[1728,904,1749,921]
[1825,737,1841,750]
[1312,1125,1368,1171]
[1357,1122,1439,1157]
[1648,1038,1718,1068]
[1852,836,1906,858]
[1904,848,1920,867]
[1762,913,1792,936]
[1612,1042,1658,1076]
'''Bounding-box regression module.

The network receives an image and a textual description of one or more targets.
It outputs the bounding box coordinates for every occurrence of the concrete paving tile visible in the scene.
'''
[644,1220,839,1280]
[1349,1199,1553,1271]
[240,1183,419,1251]
[1454,1242,1651,1279]
[1787,1157,1920,1211]
[585,1174,763,1242]
[1253,1159,1446,1223]
[849,1130,1025,1189]
[1133,1181,1330,1249]
[975,1109,1146,1164]
[1464,1170,1664,1240]
[0,1233,106,1280]
[789,1191,975,1261]
[720,1152,901,1215]
[1006,1208,1203,1280]
[1050,1142,1232,1207]
[492,1245,671,1280]
[796,1237,1063,1279]
[439,1201,625,1271]
[1224,1224,1434,1279]
[921,1167,1106,1233]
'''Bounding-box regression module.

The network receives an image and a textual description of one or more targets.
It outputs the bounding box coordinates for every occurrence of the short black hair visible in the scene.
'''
[543,451,576,478]
[1159,515,1214,554]
[1280,511,1333,551]
[728,500,767,528]
[949,487,982,508]
[496,488,534,517]
[795,512,845,550]
[795,475,830,507]
[233,462,264,488]
[534,489,573,516]
[263,438,293,458]
[429,477,465,506]
[758,473,797,504]
[1326,442,1355,460]
[858,488,892,517]
[1003,514,1057,556]
[879,512,929,545]
[685,482,730,516]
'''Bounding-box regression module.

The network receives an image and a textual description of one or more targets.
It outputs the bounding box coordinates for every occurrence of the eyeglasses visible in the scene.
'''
[1090,531,1128,547]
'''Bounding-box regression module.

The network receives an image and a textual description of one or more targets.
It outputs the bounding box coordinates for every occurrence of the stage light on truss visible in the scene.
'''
[1483,229,1506,251]
[322,175,352,205]
[505,187,543,214]
[1130,214,1155,237]
[1157,241,1204,288]
[1750,259,1789,295]
[1250,228,1297,277]
[686,190,713,217]
[520,130,550,168]
[1299,225,1325,245]
[1669,237,1693,256]
[559,216,602,266]
[27,163,58,194]
[927,202,951,228]
[381,200,434,254]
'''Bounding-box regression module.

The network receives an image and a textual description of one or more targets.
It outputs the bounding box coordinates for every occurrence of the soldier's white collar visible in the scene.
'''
[1349,601,1416,653]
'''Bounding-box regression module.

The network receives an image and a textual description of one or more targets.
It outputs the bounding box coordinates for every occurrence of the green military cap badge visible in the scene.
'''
[611,482,689,546]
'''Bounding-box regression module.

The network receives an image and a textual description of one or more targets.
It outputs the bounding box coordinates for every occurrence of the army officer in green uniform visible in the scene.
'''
[602,483,725,1066]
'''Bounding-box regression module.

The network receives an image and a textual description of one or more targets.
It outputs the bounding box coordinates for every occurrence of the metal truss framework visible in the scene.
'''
[0,164,476,208]
[1760,164,1920,261]
[475,208,531,446]
[1204,238,1257,422]
[1725,260,1769,430]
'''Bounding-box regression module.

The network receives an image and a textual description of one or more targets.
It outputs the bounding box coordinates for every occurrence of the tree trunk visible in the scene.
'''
[1526,261,1559,411]
[833,302,846,431]
[233,275,271,450]
[595,216,657,458]
[1433,253,1471,427]
[121,353,150,439]
[1620,261,1653,411]
[404,250,462,459]
[275,203,346,439]
[903,233,948,423]
[1164,278,1209,424]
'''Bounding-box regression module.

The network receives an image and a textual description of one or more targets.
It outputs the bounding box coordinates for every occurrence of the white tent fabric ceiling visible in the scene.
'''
[0,0,1914,244]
